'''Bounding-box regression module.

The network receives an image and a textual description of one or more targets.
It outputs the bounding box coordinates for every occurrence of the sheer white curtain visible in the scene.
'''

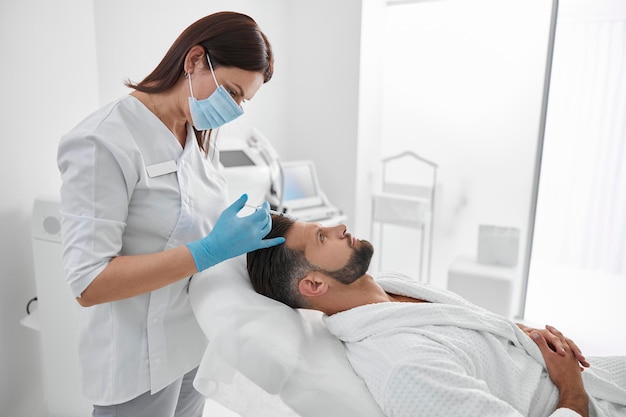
[532,16,626,276]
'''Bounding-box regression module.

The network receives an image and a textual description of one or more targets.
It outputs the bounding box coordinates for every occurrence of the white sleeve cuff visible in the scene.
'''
[551,407,583,417]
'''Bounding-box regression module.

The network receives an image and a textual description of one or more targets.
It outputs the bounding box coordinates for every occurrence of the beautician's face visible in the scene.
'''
[286,221,374,283]
[194,64,264,105]
[213,66,264,104]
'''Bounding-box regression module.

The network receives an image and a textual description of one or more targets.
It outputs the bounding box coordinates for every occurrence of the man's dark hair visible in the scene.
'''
[246,215,312,308]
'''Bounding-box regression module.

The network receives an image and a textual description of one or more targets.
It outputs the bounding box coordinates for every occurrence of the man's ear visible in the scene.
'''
[298,271,329,298]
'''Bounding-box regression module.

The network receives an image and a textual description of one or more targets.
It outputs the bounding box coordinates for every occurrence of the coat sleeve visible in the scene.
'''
[57,130,137,297]
[382,362,582,417]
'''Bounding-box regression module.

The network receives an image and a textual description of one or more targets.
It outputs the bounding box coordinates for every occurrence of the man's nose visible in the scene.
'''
[327,224,347,237]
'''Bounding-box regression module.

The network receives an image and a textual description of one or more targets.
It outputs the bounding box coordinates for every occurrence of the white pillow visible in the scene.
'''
[189,255,386,417]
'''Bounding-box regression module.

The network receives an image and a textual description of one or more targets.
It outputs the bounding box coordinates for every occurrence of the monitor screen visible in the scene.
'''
[220,150,256,168]
[283,163,318,201]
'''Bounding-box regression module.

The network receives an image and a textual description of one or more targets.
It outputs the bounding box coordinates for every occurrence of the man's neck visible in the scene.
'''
[387,293,428,303]
[320,274,426,315]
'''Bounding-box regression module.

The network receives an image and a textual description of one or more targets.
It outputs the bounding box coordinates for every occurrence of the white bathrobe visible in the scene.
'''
[324,271,626,417]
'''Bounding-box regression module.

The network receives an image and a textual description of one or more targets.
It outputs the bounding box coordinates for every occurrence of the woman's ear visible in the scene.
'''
[184,44,206,75]
[298,272,329,298]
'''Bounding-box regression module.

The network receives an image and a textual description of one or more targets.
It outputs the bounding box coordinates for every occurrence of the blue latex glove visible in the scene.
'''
[187,194,285,271]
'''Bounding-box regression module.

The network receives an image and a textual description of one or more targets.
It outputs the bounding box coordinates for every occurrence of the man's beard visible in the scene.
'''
[321,240,374,284]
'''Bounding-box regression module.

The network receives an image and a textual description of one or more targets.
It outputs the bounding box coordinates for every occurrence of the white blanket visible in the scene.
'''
[324,271,626,417]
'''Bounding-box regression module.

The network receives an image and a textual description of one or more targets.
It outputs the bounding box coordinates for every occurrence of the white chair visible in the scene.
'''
[189,256,387,417]
[370,151,437,283]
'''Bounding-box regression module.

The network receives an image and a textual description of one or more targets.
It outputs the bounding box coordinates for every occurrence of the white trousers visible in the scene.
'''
[92,368,205,417]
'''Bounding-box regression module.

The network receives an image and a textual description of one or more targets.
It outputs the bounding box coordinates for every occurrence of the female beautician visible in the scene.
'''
[57,12,283,417]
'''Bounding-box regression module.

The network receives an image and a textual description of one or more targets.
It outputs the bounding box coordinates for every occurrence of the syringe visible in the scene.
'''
[245,204,289,218]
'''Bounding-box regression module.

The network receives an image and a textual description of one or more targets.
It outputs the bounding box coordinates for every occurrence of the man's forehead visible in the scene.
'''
[285,221,312,250]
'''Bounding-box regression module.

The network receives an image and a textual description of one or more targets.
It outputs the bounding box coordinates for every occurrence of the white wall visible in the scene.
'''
[281,0,363,231]
[355,0,387,238]
[0,0,99,415]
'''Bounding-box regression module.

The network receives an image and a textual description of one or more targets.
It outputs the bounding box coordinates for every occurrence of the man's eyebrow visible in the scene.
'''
[304,225,319,246]
[311,226,323,247]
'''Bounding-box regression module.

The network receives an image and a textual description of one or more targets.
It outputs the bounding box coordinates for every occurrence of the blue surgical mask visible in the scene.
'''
[188,54,244,130]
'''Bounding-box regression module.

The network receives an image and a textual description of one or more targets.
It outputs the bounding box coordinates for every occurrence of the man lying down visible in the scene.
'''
[246,215,626,417]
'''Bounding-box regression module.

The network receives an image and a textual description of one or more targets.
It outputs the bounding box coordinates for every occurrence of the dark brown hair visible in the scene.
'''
[247,216,312,308]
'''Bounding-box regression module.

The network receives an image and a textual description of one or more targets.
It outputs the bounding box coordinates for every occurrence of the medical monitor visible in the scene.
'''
[218,138,270,207]
[281,160,324,210]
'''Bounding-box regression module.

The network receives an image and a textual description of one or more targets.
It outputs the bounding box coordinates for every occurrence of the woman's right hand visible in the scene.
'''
[186,194,285,272]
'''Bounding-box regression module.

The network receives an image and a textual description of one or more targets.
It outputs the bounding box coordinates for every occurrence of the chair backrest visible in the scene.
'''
[380,151,437,201]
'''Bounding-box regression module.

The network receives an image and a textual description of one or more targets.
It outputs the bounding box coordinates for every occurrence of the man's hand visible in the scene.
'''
[517,323,590,370]
[529,326,589,417]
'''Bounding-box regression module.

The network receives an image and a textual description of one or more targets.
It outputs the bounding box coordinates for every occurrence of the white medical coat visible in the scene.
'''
[57,95,229,405]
